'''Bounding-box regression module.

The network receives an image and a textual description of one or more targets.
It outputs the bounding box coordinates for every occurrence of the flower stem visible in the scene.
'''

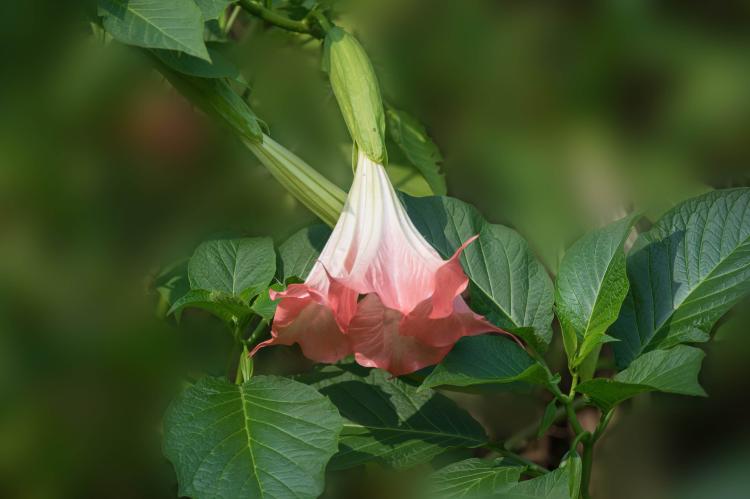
[580,438,595,499]
[238,0,324,38]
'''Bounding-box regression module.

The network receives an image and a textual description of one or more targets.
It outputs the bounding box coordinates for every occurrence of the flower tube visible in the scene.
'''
[253,151,508,375]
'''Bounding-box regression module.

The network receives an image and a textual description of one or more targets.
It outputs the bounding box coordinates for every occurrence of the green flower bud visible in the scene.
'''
[323,27,387,164]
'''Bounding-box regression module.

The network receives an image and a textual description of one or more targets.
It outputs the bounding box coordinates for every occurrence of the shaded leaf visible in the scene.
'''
[98,0,209,60]
[612,189,750,367]
[194,0,233,21]
[576,345,707,411]
[555,214,638,367]
[386,106,447,196]
[298,364,487,470]
[163,376,342,499]
[188,237,275,300]
[403,195,554,351]
[421,335,547,390]
[153,44,240,79]
[278,225,331,282]
[250,284,282,322]
[386,162,436,197]
[537,399,558,438]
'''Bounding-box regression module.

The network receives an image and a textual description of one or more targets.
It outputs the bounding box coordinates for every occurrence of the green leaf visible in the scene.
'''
[537,399,558,438]
[421,335,547,390]
[277,225,331,282]
[153,44,240,79]
[168,289,253,324]
[152,259,189,319]
[428,458,524,498]
[612,188,750,367]
[98,0,209,60]
[385,162,436,197]
[403,195,555,351]
[188,237,276,300]
[386,106,447,196]
[560,451,582,499]
[194,0,233,21]
[503,466,571,499]
[157,66,263,142]
[298,364,487,470]
[428,458,571,499]
[250,284,282,322]
[163,376,343,499]
[576,345,707,411]
[555,214,638,367]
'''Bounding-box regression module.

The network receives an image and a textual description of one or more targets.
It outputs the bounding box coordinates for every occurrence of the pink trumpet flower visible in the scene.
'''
[252,151,509,375]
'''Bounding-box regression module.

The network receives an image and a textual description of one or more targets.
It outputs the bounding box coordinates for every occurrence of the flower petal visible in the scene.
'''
[429,235,478,318]
[401,295,502,348]
[348,293,452,376]
[252,284,351,363]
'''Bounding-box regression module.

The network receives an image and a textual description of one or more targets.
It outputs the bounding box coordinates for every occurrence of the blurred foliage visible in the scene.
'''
[1,1,750,498]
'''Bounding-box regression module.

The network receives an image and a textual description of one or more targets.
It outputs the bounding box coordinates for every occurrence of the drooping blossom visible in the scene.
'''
[252,151,508,375]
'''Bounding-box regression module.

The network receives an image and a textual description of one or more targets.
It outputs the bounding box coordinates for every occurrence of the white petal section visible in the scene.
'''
[307,151,444,312]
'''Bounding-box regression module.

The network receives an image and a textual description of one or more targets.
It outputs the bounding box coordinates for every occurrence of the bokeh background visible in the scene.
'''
[2,1,750,497]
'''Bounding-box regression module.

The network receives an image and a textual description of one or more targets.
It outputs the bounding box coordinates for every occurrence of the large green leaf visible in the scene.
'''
[555,214,638,368]
[298,364,487,470]
[194,0,233,21]
[612,189,750,367]
[188,237,275,300]
[386,106,447,196]
[277,225,331,282]
[428,458,524,498]
[576,345,706,411]
[163,376,343,499]
[421,335,547,390]
[98,0,209,60]
[403,195,554,351]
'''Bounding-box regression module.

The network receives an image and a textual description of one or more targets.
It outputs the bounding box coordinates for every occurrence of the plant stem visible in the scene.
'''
[238,0,323,38]
[580,438,595,499]
[504,397,587,451]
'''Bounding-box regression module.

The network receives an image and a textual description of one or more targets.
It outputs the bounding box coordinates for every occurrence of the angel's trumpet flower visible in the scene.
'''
[253,151,507,375]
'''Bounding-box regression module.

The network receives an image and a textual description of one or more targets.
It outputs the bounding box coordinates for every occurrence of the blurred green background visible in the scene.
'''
[2,1,750,498]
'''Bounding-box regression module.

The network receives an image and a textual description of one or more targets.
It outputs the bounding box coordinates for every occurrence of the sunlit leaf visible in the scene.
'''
[403,195,554,351]
[612,189,750,367]
[428,458,523,498]
[576,345,706,411]
[98,0,209,60]
[188,237,276,300]
[555,214,638,368]
[163,376,342,499]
